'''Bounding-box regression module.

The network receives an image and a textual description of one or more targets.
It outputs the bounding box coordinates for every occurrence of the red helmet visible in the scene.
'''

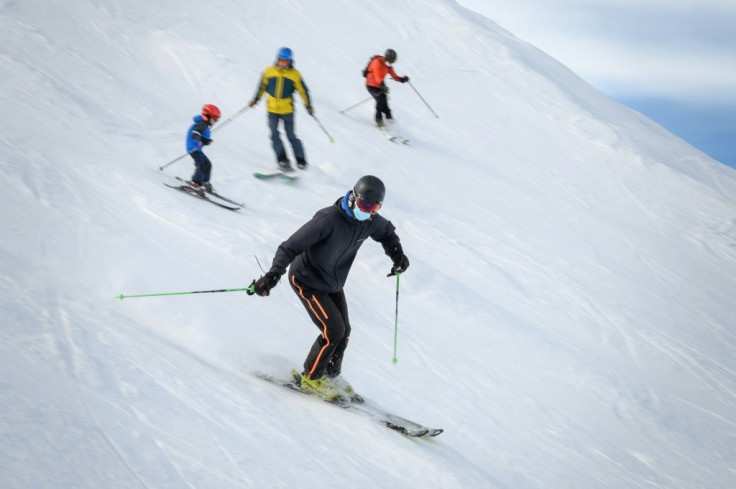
[201,104,221,122]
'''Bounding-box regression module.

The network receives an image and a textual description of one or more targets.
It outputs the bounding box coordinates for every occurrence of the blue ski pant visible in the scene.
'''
[268,112,305,162]
[190,151,212,183]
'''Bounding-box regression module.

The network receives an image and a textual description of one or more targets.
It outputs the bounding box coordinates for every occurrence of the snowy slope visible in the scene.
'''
[2,1,735,488]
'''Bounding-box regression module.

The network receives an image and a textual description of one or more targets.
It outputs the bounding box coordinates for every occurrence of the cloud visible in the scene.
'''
[457,0,736,104]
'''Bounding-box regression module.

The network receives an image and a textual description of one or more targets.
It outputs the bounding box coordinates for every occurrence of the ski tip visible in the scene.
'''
[409,429,430,437]
[116,294,125,300]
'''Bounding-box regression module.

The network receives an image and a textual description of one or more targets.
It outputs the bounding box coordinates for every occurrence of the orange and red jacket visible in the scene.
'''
[365,56,402,88]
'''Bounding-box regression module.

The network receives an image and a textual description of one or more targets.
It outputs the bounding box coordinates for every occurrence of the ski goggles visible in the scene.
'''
[355,195,382,214]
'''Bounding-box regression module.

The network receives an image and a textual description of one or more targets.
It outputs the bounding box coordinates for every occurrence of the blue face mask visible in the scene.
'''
[353,206,372,221]
[342,190,377,221]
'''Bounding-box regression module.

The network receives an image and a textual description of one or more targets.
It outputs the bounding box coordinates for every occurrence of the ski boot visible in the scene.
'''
[277,158,295,173]
[186,180,205,196]
[292,369,348,406]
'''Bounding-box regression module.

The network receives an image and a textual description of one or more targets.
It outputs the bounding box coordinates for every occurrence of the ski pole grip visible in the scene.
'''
[246,280,257,296]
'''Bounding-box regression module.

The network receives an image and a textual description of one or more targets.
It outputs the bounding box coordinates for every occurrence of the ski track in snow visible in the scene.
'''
[2,1,736,488]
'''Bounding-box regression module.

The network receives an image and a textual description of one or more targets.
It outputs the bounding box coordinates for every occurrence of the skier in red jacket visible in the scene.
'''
[364,49,409,127]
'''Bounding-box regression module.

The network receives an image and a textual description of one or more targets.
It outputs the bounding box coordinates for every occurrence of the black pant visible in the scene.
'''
[289,273,351,379]
[367,85,392,123]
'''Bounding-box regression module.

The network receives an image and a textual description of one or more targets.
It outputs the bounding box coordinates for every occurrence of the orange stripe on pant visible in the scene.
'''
[291,275,331,378]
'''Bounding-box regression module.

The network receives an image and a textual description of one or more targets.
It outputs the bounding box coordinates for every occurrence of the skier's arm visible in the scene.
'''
[373,219,410,275]
[189,121,210,148]
[296,74,313,112]
[387,66,402,82]
[253,215,332,297]
[270,214,332,276]
[251,71,267,104]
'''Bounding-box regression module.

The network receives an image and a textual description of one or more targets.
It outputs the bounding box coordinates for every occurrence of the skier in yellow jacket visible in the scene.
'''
[249,47,314,171]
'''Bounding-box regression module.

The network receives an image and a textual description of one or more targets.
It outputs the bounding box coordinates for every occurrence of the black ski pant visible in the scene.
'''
[367,85,392,123]
[289,273,350,380]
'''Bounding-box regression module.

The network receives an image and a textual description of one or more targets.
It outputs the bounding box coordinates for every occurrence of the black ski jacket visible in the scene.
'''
[269,197,402,293]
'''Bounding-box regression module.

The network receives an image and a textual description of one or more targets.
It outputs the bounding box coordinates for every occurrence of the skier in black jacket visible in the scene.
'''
[250,175,410,401]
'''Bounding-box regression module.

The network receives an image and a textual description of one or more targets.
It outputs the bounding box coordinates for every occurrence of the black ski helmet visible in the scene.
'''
[353,175,386,205]
[384,49,397,63]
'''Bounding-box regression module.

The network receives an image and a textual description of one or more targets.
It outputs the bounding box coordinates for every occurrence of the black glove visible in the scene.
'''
[388,254,410,276]
[201,137,212,146]
[387,244,410,276]
[400,76,409,83]
[252,271,281,296]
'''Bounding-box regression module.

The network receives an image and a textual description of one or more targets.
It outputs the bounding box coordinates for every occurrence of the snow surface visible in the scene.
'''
[2,1,735,488]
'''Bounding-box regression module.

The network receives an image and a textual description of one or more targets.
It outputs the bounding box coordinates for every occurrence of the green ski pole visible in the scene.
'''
[392,272,401,365]
[116,283,255,300]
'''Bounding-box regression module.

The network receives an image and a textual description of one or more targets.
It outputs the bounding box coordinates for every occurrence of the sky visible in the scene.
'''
[2,0,736,488]
[457,0,736,169]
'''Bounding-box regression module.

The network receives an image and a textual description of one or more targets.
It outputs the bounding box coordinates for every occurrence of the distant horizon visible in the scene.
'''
[617,96,736,170]
[457,0,736,171]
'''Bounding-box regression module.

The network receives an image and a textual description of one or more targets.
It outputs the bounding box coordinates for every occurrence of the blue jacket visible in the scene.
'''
[186,115,211,153]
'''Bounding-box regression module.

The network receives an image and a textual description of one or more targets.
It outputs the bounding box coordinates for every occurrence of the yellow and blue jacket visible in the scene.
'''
[253,64,312,115]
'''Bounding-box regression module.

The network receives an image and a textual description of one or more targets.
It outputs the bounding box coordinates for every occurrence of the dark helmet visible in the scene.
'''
[353,175,385,205]
[201,104,221,121]
[384,49,397,63]
[277,46,293,61]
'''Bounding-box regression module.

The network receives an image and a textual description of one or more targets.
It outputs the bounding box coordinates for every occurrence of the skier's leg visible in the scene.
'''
[282,113,305,161]
[289,275,347,380]
[268,113,287,162]
[191,152,209,183]
[325,290,350,378]
[367,85,384,125]
[377,91,392,121]
[201,154,212,182]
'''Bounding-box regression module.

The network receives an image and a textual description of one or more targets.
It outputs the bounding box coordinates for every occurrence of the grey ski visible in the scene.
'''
[254,371,443,438]
[164,181,242,210]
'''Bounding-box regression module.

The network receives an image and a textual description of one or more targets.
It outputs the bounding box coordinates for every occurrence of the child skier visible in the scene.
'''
[186,104,221,193]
